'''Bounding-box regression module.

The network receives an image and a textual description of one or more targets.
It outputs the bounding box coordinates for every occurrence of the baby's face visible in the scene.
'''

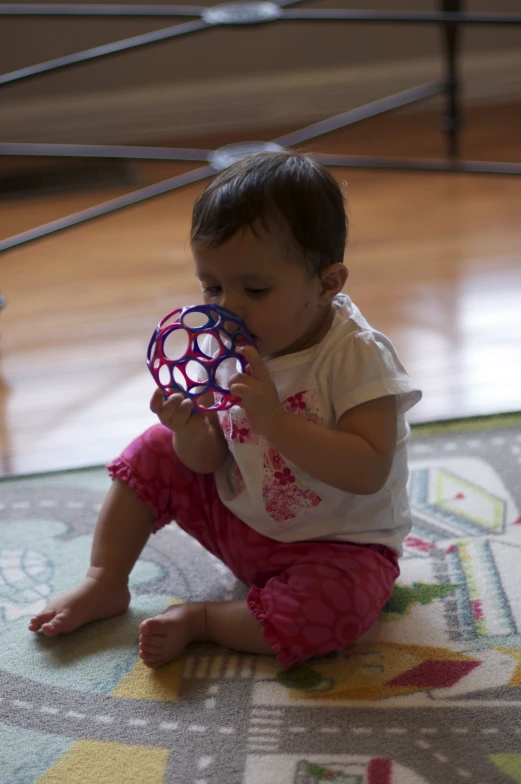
[192,224,330,359]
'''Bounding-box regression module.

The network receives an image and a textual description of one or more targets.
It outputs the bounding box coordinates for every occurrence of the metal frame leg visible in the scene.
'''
[441,0,463,159]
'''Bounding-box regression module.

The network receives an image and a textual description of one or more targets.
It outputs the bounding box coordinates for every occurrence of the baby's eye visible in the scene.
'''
[202,286,221,294]
[246,288,269,297]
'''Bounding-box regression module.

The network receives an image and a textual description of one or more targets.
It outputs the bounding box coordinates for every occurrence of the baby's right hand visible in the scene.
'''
[150,388,208,439]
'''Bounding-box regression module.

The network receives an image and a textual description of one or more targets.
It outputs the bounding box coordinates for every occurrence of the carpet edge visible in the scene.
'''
[2,411,520,481]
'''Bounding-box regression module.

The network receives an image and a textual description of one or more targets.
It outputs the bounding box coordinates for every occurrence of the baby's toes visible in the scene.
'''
[139,639,162,655]
[139,617,167,636]
[139,649,164,668]
[28,610,56,632]
[40,612,72,636]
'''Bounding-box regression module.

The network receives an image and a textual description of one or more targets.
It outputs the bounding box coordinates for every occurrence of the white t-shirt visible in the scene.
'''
[213,294,422,555]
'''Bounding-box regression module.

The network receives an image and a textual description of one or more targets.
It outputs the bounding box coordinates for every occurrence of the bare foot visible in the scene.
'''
[28,576,131,637]
[139,603,206,669]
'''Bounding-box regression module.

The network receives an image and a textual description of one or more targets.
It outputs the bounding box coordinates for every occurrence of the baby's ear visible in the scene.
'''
[320,263,348,302]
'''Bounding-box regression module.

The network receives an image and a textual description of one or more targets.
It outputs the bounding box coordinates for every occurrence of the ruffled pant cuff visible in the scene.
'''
[107,458,169,533]
[247,586,301,669]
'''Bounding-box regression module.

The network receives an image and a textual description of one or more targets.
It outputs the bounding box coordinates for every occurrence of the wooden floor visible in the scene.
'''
[1,103,521,476]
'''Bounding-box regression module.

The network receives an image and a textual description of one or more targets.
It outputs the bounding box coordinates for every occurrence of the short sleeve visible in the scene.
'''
[330,330,422,421]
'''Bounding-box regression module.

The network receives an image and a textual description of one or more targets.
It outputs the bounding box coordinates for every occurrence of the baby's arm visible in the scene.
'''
[230,346,397,495]
[174,414,229,474]
[263,395,397,495]
[230,347,397,495]
[150,388,229,474]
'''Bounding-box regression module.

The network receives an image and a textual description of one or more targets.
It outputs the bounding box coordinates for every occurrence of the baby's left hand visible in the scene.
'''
[229,347,284,436]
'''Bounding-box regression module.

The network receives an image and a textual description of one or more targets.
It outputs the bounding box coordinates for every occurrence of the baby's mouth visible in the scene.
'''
[235,334,254,347]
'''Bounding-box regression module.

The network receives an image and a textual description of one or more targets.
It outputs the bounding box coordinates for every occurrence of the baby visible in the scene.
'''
[29,150,421,670]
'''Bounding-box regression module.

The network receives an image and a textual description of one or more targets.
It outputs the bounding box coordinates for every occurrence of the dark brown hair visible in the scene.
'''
[190,150,347,275]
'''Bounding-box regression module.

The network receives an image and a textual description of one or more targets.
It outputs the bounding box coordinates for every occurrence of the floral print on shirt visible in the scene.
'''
[218,389,323,525]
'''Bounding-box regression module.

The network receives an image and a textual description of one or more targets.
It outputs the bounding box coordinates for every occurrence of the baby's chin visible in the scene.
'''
[251,337,273,356]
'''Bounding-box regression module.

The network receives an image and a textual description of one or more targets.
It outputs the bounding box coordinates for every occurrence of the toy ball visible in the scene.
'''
[147,304,255,412]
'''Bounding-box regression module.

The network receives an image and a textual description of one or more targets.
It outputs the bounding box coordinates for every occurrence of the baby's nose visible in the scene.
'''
[220,297,244,323]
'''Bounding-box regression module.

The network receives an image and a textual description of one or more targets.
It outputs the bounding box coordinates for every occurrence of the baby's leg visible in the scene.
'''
[29,422,216,639]
[29,478,153,636]
[139,600,272,668]
[139,522,397,668]
[244,544,399,668]
[139,541,398,669]
[138,544,398,669]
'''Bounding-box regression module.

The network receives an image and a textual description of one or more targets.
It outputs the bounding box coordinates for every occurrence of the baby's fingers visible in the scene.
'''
[178,397,195,417]
[229,382,252,400]
[163,392,196,426]
[162,392,188,415]
[150,389,184,415]
[150,388,165,415]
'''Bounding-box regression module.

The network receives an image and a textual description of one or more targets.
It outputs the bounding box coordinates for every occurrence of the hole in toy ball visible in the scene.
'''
[158,364,172,387]
[215,356,242,391]
[162,328,189,361]
[186,360,208,384]
[218,330,233,351]
[173,366,188,391]
[182,309,213,330]
[223,319,240,334]
[158,309,183,329]
[197,332,221,359]
[191,384,209,396]
[195,390,225,411]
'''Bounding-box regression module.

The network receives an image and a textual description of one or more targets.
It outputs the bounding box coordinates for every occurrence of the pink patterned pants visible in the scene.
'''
[108,424,400,668]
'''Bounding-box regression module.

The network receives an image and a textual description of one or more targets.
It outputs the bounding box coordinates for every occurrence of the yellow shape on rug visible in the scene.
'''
[37,739,169,784]
[495,648,521,687]
[113,656,184,701]
[490,754,521,783]
[284,642,480,701]
[112,597,184,701]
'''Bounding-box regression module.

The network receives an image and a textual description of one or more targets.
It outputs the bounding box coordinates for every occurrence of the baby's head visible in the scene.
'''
[190,150,348,358]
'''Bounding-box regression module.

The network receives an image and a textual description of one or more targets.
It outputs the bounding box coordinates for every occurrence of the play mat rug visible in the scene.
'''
[1,413,521,783]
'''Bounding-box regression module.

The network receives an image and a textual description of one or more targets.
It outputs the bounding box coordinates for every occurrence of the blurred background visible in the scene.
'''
[1,0,520,475]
